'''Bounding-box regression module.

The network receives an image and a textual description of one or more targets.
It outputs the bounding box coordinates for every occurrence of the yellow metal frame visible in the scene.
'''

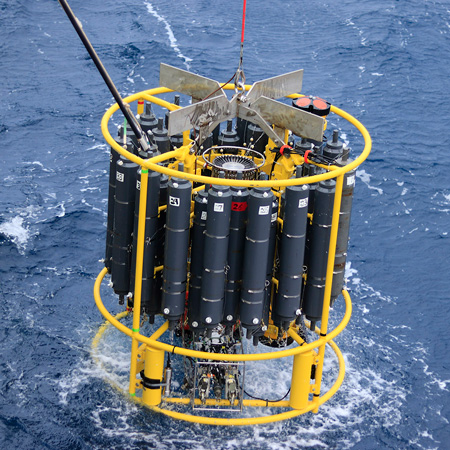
[93,84,372,425]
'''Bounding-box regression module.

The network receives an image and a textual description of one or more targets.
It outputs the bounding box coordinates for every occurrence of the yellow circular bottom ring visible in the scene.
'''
[91,312,346,426]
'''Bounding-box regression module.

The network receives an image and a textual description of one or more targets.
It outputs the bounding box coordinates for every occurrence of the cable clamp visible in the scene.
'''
[280,144,292,156]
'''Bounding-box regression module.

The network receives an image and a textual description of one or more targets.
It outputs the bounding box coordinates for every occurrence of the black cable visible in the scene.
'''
[269,150,282,180]
[243,387,291,404]
[289,147,340,166]
[202,72,237,102]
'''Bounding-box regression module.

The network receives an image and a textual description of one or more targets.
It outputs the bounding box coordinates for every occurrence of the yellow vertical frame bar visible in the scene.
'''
[128,168,149,396]
[290,350,315,410]
[312,173,344,412]
[142,346,165,406]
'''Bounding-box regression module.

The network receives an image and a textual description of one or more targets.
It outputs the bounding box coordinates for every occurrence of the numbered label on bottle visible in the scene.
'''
[298,198,308,208]
[169,196,180,207]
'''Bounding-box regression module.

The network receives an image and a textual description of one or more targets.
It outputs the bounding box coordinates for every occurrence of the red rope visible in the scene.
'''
[304,150,312,164]
[241,0,247,43]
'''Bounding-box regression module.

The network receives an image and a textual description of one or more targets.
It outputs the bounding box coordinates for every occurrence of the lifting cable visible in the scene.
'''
[194,0,248,149]
[202,0,248,102]
[235,0,247,92]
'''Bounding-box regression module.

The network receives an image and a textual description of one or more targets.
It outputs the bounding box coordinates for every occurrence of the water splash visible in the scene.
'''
[0,216,33,253]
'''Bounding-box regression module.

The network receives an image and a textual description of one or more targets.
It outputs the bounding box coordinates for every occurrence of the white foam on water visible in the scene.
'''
[47,202,66,218]
[344,278,448,449]
[56,360,112,406]
[344,261,358,281]
[356,169,383,195]
[21,160,52,173]
[86,143,108,152]
[81,198,103,212]
[345,17,368,47]
[0,206,43,252]
[144,1,192,70]
[0,216,30,251]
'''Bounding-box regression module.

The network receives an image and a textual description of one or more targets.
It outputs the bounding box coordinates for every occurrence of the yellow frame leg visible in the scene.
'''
[290,350,316,410]
[142,346,166,406]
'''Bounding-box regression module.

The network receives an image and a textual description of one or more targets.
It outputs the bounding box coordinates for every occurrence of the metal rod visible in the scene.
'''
[58,0,149,151]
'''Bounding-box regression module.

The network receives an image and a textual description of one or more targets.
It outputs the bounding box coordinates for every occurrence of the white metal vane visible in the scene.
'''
[159,64,325,149]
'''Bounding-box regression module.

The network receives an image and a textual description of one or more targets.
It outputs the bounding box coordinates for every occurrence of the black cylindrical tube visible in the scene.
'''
[125,120,138,152]
[105,128,128,272]
[153,117,171,154]
[273,184,310,329]
[323,129,344,160]
[129,167,161,315]
[331,168,356,304]
[170,133,184,150]
[152,174,168,314]
[219,120,240,148]
[200,184,232,328]
[161,176,192,329]
[303,163,320,272]
[111,156,138,296]
[302,179,336,328]
[138,101,158,133]
[166,96,184,149]
[240,185,274,332]
[295,138,312,161]
[223,185,249,326]
[260,198,279,334]
[188,190,208,330]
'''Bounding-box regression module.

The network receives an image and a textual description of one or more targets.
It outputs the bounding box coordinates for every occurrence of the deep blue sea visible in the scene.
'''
[1,0,450,448]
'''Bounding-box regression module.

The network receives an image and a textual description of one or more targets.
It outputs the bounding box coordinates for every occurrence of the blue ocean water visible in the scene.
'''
[1,0,449,448]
